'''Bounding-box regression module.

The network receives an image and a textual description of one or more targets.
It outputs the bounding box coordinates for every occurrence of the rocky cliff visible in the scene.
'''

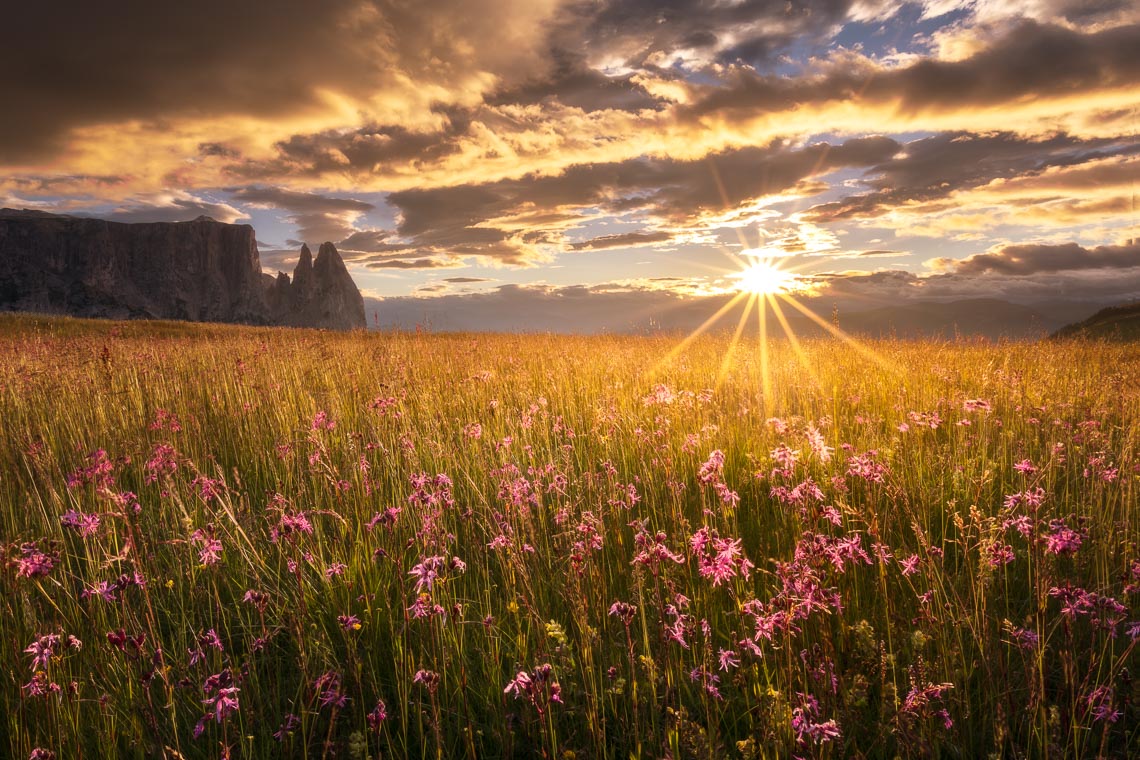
[264,242,366,330]
[0,209,365,330]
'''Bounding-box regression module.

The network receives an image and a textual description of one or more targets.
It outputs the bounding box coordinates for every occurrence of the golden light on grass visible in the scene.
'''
[0,313,1135,757]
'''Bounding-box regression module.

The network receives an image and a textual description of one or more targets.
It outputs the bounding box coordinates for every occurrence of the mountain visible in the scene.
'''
[836,299,1080,339]
[366,292,1100,339]
[265,242,365,329]
[0,209,365,330]
[1051,302,1140,340]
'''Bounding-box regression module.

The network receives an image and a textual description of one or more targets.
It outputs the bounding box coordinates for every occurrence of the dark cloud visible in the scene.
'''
[874,21,1140,110]
[802,132,1139,222]
[682,21,1140,123]
[557,0,861,69]
[569,231,674,250]
[198,143,240,159]
[443,276,493,283]
[241,119,473,180]
[0,0,556,162]
[216,17,1139,196]
[930,241,1140,275]
[336,230,404,254]
[381,135,900,262]
[811,262,1140,304]
[0,1,359,160]
[974,0,1138,27]
[485,50,663,112]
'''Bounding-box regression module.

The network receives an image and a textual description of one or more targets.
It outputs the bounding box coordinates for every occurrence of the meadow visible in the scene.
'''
[1,313,1137,759]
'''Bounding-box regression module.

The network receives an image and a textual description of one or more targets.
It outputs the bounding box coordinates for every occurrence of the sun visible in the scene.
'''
[735,259,796,294]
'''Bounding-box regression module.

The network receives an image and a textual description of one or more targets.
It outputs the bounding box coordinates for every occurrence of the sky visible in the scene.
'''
[1,0,1138,332]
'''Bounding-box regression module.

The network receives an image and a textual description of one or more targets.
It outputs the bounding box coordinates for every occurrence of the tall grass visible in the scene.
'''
[1,314,1137,758]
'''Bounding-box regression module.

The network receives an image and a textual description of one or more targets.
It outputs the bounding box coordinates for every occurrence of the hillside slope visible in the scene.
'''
[1051,302,1140,340]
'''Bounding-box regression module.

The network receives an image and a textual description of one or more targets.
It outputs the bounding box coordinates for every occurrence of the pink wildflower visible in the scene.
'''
[1013,459,1038,475]
[1086,686,1120,723]
[24,633,72,671]
[190,527,223,566]
[806,424,834,462]
[191,475,224,502]
[1043,519,1083,555]
[608,601,637,625]
[717,648,740,671]
[313,670,349,710]
[144,443,179,483]
[149,408,183,432]
[66,449,117,490]
[60,510,101,538]
[698,450,725,484]
[14,542,57,579]
[311,411,336,431]
[791,693,841,745]
[413,669,440,694]
[367,700,388,731]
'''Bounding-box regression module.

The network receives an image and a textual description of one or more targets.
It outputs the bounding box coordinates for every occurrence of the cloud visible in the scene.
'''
[378,135,900,263]
[680,20,1140,130]
[569,231,674,250]
[929,240,1140,274]
[5,5,1135,205]
[336,230,404,254]
[967,0,1139,29]
[195,17,1140,199]
[228,185,377,244]
[229,187,374,216]
[798,266,1140,308]
[368,258,465,270]
[102,192,248,224]
[800,133,1139,239]
[238,120,474,181]
[845,249,907,258]
[554,0,866,71]
[2,1,1136,331]
[485,51,663,113]
[0,0,561,164]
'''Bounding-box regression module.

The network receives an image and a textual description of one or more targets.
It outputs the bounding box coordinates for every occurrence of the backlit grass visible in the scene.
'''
[1,314,1137,758]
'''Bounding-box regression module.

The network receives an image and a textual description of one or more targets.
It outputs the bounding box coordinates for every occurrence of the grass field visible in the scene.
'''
[1,314,1137,759]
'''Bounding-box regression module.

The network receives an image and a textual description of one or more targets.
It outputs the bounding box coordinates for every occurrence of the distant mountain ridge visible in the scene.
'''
[365,293,1105,338]
[1051,302,1140,340]
[834,298,1082,339]
[0,209,365,330]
